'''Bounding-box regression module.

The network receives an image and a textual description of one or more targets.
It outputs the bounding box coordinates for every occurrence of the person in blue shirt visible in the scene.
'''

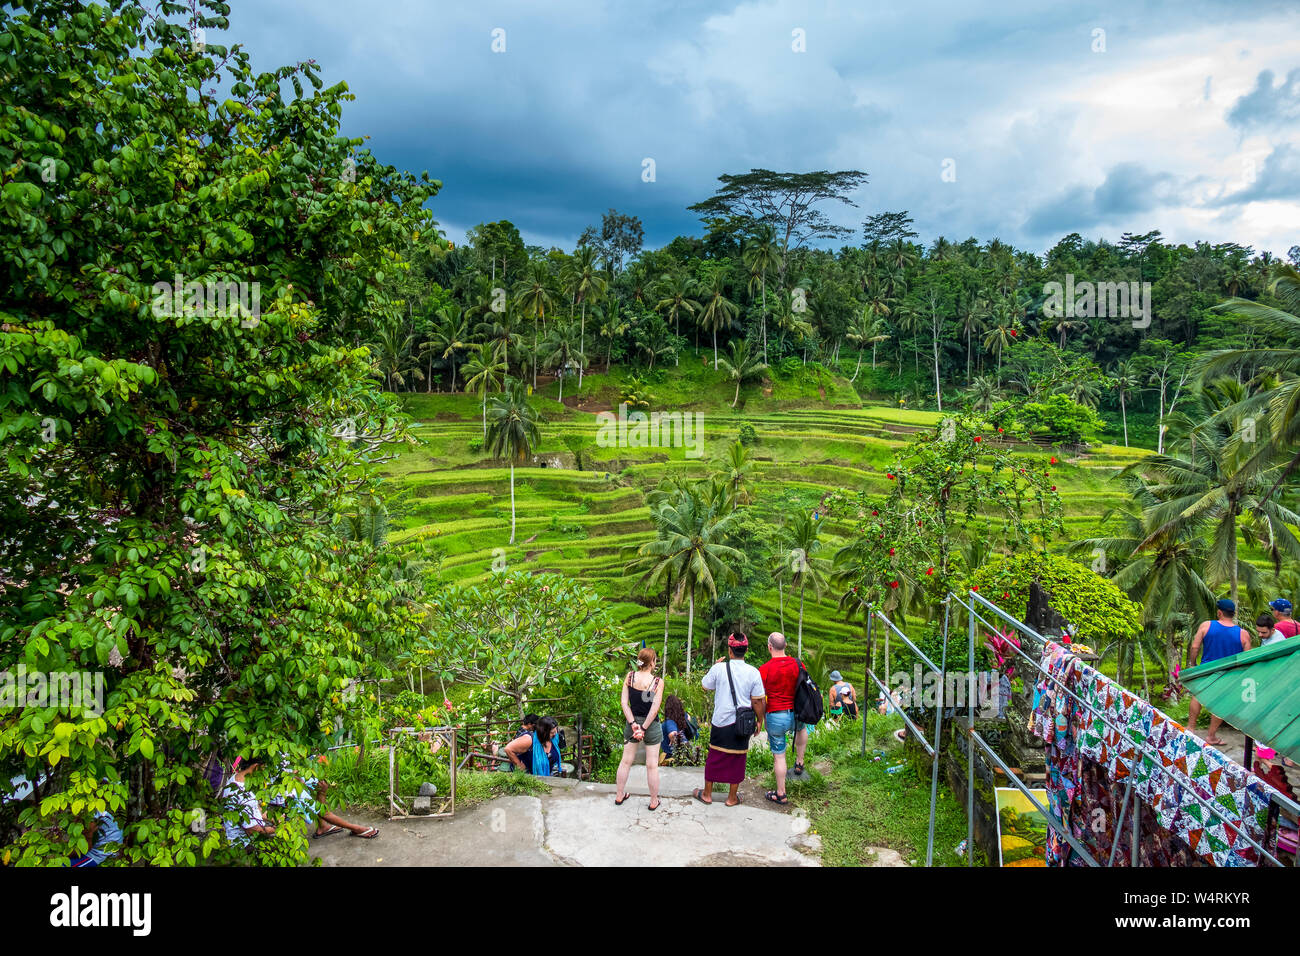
[68,809,123,867]
[1188,598,1251,747]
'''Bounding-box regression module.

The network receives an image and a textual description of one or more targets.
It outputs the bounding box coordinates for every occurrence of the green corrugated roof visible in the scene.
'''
[1181,637,1300,763]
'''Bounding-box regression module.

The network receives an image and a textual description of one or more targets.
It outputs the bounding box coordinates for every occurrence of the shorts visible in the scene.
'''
[624,719,663,745]
[765,710,808,754]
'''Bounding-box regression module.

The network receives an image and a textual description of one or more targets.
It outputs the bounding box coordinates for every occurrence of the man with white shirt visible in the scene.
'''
[693,632,765,807]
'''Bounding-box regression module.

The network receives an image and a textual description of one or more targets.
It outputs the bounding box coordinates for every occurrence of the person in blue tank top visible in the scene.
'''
[1188,598,1251,747]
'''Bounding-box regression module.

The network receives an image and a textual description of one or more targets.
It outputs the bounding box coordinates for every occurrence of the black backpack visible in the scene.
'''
[793,663,824,726]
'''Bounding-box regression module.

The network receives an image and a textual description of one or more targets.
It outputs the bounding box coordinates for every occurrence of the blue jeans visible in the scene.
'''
[766,710,803,755]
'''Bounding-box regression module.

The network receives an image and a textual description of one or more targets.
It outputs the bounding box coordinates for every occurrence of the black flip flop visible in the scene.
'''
[692,788,712,805]
[614,793,629,805]
[648,799,660,811]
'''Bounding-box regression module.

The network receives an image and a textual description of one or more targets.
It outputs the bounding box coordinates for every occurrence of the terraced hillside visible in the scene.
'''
[382,364,1151,675]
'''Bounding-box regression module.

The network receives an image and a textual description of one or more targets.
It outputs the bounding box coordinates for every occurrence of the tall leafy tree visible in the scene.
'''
[486,380,542,545]
[716,338,769,408]
[634,486,742,678]
[0,0,434,865]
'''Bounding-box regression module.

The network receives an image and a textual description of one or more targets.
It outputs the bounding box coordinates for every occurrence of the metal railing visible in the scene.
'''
[868,590,1298,867]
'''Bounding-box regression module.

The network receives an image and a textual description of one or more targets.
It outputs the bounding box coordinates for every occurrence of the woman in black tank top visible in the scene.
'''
[614,647,665,810]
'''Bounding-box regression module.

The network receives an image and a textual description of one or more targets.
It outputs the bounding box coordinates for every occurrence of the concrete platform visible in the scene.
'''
[309,770,821,867]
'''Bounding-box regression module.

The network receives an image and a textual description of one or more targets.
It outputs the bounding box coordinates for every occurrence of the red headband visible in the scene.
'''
[727,633,748,648]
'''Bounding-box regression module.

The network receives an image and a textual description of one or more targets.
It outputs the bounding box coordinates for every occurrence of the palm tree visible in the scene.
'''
[635,319,676,371]
[513,261,558,390]
[1069,481,1215,692]
[846,308,890,382]
[571,246,606,387]
[422,305,471,392]
[486,379,543,545]
[963,375,1001,413]
[461,344,507,440]
[653,272,700,366]
[785,510,828,658]
[540,319,583,402]
[634,486,743,677]
[981,313,1017,385]
[476,313,520,381]
[369,322,421,392]
[1109,358,1143,447]
[1122,409,1300,606]
[716,338,769,408]
[742,225,782,363]
[697,271,738,370]
[1199,267,1300,500]
[718,439,755,507]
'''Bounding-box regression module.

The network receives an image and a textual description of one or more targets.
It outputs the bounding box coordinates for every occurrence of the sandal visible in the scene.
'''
[351,826,379,839]
[692,788,712,805]
[648,799,660,811]
[313,824,344,839]
[765,790,789,805]
[725,795,743,807]
[614,793,629,806]
[792,763,805,775]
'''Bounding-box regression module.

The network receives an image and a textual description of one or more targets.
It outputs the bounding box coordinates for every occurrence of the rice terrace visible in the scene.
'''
[3,0,1300,935]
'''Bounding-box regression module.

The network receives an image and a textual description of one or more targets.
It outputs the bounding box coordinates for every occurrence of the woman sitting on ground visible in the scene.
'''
[615,647,665,810]
[503,716,563,776]
[661,694,697,760]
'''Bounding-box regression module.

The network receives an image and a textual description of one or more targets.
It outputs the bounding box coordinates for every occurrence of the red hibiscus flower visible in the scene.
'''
[890,580,900,589]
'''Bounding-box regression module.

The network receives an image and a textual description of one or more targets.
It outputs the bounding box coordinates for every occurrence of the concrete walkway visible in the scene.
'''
[310,767,821,867]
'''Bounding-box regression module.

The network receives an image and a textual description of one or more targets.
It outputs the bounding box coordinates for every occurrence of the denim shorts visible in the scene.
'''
[766,710,804,754]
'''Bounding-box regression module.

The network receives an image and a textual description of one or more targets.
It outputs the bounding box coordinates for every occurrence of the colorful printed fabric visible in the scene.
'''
[1030,641,1276,868]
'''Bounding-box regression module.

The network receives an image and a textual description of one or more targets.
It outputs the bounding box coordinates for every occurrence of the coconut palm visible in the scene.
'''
[980,312,1017,385]
[1199,267,1300,500]
[422,305,471,392]
[486,379,543,545]
[1109,358,1144,447]
[369,322,422,392]
[571,246,606,387]
[742,224,782,363]
[697,271,738,370]
[716,338,768,408]
[475,313,521,381]
[1068,480,1215,693]
[540,319,583,402]
[513,261,558,390]
[1121,403,1300,606]
[653,272,700,366]
[635,318,676,371]
[784,510,829,658]
[634,486,743,677]
[717,439,755,507]
[846,309,890,382]
[461,345,507,441]
[963,375,1001,413]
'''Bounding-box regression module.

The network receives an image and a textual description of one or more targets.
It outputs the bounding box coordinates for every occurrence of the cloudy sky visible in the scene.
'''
[226,0,1300,257]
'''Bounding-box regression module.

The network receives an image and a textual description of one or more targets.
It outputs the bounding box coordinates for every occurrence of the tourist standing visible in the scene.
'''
[693,632,765,807]
[758,632,808,804]
[828,671,858,719]
[1269,599,1299,638]
[1188,599,1250,747]
[614,647,665,810]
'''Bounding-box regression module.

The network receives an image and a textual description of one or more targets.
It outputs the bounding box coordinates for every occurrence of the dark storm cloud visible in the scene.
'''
[221,0,1300,255]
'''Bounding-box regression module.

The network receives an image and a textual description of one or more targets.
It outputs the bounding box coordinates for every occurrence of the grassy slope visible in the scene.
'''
[382,354,1163,678]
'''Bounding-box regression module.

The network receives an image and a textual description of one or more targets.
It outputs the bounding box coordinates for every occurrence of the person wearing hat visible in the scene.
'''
[1269,599,1299,639]
[1188,598,1250,747]
[828,670,858,719]
[693,631,765,807]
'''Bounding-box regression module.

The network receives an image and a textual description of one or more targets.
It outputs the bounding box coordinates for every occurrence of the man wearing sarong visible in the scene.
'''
[693,632,765,807]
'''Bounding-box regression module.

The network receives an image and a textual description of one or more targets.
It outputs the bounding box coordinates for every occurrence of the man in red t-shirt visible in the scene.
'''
[1269,599,1299,638]
[758,632,808,805]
